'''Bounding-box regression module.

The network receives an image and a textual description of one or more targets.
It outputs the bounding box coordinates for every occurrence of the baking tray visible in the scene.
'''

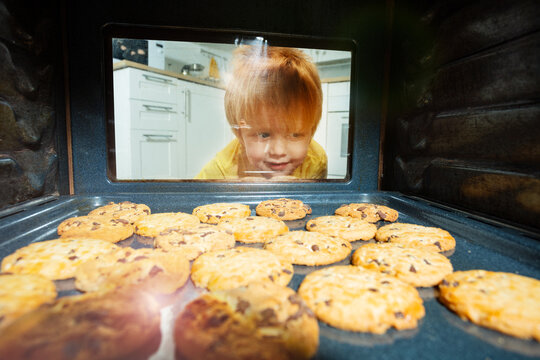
[1,191,539,360]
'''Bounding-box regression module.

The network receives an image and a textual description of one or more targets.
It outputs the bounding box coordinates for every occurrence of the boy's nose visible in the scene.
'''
[267,137,287,157]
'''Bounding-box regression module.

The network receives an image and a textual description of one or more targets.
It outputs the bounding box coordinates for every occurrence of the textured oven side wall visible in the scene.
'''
[382,0,540,231]
[0,0,67,208]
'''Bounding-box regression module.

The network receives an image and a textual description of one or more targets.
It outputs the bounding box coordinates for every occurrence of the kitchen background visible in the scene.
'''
[112,38,352,179]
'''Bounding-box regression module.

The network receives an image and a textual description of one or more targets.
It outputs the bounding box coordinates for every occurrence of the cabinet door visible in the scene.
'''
[326,112,349,178]
[129,99,180,131]
[130,130,180,179]
[180,81,230,178]
[125,67,178,104]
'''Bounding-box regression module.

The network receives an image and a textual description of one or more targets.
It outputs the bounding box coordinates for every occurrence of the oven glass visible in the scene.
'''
[105,26,354,182]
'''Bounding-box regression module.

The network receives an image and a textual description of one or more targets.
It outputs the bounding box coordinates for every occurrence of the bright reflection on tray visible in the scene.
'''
[108,32,352,181]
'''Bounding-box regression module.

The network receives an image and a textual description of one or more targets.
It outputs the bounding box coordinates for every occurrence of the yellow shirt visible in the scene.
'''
[195,139,328,179]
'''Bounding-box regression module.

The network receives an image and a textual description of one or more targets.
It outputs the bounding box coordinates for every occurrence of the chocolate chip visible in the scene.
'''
[278,211,285,217]
[236,299,250,314]
[409,265,417,273]
[288,294,302,305]
[311,245,320,251]
[206,313,229,328]
[309,223,316,228]
[377,211,387,220]
[283,269,292,274]
[356,207,366,211]
[324,299,332,306]
[368,288,378,292]
[394,311,404,319]
[434,241,442,250]
[68,256,78,261]
[117,258,127,263]
[149,266,163,277]
[134,256,149,261]
[423,259,432,265]
[259,308,278,326]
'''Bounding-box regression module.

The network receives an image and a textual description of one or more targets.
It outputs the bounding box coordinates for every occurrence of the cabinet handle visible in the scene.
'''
[143,134,176,142]
[340,123,349,157]
[142,104,174,112]
[184,89,191,123]
[142,74,173,84]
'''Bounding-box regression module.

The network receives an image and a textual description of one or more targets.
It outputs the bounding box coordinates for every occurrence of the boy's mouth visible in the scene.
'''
[265,161,290,171]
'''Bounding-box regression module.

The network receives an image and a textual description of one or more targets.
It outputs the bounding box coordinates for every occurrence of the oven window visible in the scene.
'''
[107,32,353,181]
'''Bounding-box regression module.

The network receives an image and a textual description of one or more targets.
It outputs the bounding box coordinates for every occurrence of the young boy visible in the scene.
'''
[195,45,327,180]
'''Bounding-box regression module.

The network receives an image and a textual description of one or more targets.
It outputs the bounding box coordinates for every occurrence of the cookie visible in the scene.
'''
[263,231,352,266]
[306,215,377,242]
[57,215,133,242]
[351,243,453,287]
[0,286,162,360]
[217,216,289,243]
[1,238,120,280]
[174,281,319,360]
[438,270,540,340]
[0,273,57,330]
[88,201,151,223]
[334,203,399,222]
[133,212,200,237]
[256,198,312,221]
[191,247,294,291]
[154,224,236,260]
[192,203,251,224]
[298,265,425,333]
[74,247,190,294]
[375,223,456,252]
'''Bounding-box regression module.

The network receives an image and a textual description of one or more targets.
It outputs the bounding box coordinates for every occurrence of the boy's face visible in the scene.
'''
[239,107,312,178]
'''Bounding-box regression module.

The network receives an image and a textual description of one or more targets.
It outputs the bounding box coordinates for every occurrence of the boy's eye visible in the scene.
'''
[290,133,306,138]
[258,132,270,139]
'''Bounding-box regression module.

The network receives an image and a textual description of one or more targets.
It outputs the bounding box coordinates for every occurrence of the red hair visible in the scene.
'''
[224,45,322,135]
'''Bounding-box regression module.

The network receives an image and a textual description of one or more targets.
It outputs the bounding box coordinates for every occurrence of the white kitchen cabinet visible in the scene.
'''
[130,130,180,179]
[321,81,350,179]
[178,80,231,178]
[113,65,229,179]
[326,112,349,178]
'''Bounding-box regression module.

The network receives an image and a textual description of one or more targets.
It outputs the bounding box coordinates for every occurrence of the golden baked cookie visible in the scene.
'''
[351,243,453,287]
[217,216,289,243]
[1,238,119,280]
[306,215,377,242]
[0,273,57,330]
[57,215,133,243]
[192,203,251,224]
[335,203,399,222]
[438,270,540,340]
[74,247,190,294]
[154,224,236,260]
[376,223,456,252]
[0,287,162,360]
[174,282,318,360]
[335,203,399,223]
[191,247,294,291]
[88,201,151,223]
[256,198,312,220]
[133,212,200,237]
[298,265,425,333]
[263,231,352,266]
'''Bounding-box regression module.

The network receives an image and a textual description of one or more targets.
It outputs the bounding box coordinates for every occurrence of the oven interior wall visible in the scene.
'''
[0,0,68,208]
[382,0,540,232]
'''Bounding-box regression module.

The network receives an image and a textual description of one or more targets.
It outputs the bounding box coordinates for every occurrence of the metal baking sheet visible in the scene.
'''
[1,192,539,359]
